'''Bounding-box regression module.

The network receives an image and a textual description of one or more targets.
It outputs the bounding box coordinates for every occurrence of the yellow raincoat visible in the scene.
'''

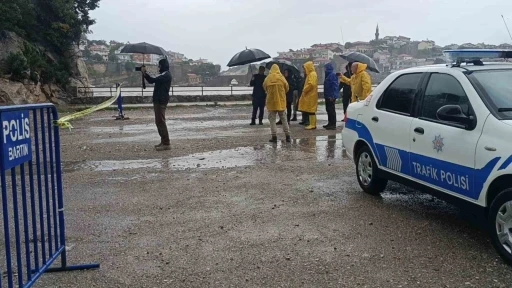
[340,63,372,103]
[263,64,289,111]
[298,61,318,113]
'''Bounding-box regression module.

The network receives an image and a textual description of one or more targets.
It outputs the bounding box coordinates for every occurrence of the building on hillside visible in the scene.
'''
[443,44,459,50]
[311,49,335,60]
[418,40,435,50]
[311,43,344,50]
[89,45,109,61]
[187,74,202,85]
[190,58,211,65]
[459,43,478,49]
[114,46,132,62]
[499,43,512,49]
[132,53,152,64]
[168,51,186,61]
[313,58,330,66]
[398,54,413,60]
[354,45,375,55]
[277,51,294,58]
[373,50,391,64]
[398,36,411,42]
[332,47,344,56]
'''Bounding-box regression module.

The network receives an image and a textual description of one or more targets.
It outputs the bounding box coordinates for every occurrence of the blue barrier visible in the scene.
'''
[0,104,99,288]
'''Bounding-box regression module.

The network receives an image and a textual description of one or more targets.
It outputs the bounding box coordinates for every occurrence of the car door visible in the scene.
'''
[367,72,424,176]
[409,72,481,200]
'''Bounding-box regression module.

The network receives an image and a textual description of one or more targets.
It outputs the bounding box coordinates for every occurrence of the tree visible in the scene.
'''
[91,53,103,62]
[108,54,119,62]
[83,48,92,59]
[344,42,354,49]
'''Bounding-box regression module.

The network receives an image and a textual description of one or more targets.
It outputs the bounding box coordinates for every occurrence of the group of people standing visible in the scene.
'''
[250,60,373,143]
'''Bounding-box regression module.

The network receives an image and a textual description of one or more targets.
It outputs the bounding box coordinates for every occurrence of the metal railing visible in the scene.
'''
[77,85,329,98]
[0,104,99,287]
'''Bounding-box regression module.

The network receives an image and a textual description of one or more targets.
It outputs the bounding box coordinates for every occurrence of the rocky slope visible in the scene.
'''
[0,30,90,105]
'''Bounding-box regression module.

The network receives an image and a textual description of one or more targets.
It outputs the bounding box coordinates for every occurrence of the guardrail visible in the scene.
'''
[77,85,329,98]
[0,104,99,287]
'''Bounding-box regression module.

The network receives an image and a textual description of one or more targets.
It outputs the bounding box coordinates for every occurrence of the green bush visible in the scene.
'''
[6,52,28,80]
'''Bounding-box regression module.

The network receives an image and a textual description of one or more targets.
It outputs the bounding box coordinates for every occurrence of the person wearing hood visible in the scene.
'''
[323,63,339,130]
[141,58,173,151]
[263,64,291,143]
[339,62,353,121]
[298,61,319,130]
[340,62,372,103]
[250,66,267,125]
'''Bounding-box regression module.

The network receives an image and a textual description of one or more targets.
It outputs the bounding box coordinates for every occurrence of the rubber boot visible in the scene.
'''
[285,135,291,143]
[305,115,317,130]
[269,135,278,143]
[291,114,297,121]
[250,120,256,126]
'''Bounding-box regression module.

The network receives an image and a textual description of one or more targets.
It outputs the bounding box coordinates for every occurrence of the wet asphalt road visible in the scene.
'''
[35,106,512,287]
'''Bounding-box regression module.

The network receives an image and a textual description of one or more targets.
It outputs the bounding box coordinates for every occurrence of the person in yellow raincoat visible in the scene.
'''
[263,64,291,143]
[298,61,319,130]
[340,62,372,103]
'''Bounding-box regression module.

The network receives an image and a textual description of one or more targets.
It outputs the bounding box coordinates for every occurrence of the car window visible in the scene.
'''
[421,73,470,121]
[470,70,512,118]
[379,73,423,115]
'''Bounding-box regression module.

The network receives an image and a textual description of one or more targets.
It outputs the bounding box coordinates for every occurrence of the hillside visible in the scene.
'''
[0,0,100,105]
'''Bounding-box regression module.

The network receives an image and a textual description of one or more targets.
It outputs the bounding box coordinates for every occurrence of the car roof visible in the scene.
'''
[396,62,512,74]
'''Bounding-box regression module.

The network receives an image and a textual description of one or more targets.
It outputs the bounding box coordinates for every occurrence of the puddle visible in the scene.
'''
[91,127,268,143]
[65,135,347,173]
[88,119,250,134]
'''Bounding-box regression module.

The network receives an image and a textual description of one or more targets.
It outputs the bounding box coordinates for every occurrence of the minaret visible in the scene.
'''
[375,24,380,41]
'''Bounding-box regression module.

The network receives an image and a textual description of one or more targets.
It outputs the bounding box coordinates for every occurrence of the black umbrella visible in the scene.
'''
[227,48,270,67]
[120,42,168,89]
[265,60,301,76]
[340,51,380,73]
[120,42,168,57]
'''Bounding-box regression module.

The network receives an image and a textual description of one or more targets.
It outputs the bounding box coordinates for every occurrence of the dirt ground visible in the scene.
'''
[35,106,512,287]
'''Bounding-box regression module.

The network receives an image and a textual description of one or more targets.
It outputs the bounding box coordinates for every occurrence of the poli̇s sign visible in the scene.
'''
[1,110,32,170]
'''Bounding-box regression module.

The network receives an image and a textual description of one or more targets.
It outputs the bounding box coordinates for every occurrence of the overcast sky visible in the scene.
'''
[90,0,512,67]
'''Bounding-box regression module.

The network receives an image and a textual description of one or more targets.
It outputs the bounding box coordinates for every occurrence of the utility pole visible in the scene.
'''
[502,15,512,42]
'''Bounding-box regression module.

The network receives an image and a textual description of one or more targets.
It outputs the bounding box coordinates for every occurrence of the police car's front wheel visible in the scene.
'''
[489,188,512,265]
[356,146,387,195]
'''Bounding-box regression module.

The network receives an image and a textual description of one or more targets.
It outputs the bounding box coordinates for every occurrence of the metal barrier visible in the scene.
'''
[0,104,99,288]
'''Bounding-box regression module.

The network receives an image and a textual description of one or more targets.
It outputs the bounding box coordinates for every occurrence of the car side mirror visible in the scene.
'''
[436,105,475,129]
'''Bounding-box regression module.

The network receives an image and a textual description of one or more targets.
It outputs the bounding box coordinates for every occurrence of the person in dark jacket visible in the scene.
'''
[297,72,309,126]
[141,58,172,151]
[250,66,267,125]
[323,63,339,130]
[278,69,296,125]
[340,62,353,121]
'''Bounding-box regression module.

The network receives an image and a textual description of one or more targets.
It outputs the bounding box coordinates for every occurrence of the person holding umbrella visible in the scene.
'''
[263,64,291,143]
[340,61,373,103]
[141,58,173,151]
[340,62,353,121]
[298,61,319,130]
[250,66,267,125]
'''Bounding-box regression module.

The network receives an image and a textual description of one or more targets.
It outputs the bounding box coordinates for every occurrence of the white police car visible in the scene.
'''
[342,50,512,264]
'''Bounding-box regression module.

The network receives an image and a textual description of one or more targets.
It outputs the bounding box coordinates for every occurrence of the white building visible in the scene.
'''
[115,46,133,62]
[418,40,435,50]
[311,49,335,60]
[89,45,109,61]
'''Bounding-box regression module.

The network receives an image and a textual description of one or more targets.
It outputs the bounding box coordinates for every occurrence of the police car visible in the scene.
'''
[342,50,512,264]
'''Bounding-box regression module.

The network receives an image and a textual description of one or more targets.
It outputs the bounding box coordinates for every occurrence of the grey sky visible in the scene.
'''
[90,0,512,67]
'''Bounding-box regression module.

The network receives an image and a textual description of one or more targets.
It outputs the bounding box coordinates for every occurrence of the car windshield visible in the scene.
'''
[471,69,512,118]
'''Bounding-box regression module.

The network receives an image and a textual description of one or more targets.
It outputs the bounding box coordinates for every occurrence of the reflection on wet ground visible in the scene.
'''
[64,135,348,172]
